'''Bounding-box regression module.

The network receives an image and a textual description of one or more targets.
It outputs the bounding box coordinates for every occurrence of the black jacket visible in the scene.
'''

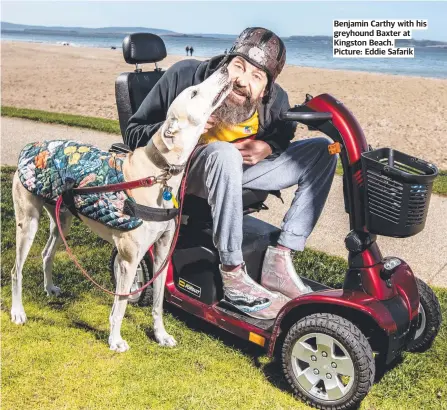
[125,55,297,156]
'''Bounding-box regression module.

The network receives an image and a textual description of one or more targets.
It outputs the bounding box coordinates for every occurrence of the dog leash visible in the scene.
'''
[71,174,166,195]
[55,145,199,297]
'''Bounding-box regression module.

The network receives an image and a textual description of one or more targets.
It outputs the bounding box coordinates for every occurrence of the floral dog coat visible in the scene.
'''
[18,140,143,231]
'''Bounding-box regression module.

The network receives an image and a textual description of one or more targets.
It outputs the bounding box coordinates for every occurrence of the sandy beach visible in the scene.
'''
[1,41,447,168]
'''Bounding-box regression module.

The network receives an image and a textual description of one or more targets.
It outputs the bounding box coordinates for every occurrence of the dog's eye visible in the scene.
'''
[191,90,198,98]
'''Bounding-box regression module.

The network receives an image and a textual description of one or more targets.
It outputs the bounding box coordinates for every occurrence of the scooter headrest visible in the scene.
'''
[122,33,167,65]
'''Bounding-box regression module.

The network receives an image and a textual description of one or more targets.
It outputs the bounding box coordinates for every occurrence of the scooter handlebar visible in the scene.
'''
[280,111,333,122]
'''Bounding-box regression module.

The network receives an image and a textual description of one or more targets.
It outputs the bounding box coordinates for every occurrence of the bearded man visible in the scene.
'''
[125,27,337,319]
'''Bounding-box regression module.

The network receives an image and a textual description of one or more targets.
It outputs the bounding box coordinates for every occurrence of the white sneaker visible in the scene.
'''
[220,264,290,320]
[261,246,312,299]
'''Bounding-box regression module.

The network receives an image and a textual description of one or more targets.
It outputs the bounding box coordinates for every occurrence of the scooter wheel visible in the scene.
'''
[407,278,442,352]
[281,313,375,410]
[109,248,153,306]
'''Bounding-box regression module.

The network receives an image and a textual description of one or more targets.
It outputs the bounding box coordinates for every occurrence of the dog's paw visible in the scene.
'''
[11,307,27,325]
[45,285,62,297]
[109,338,130,353]
[155,331,177,347]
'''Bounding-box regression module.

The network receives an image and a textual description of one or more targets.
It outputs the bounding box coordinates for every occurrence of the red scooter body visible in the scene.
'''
[162,93,421,364]
[111,35,440,408]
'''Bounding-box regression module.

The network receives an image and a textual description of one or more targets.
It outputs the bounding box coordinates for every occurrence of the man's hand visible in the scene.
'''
[234,139,273,165]
[202,115,218,134]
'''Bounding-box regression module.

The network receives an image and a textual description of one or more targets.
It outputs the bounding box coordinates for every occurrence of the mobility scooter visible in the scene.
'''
[109,33,442,409]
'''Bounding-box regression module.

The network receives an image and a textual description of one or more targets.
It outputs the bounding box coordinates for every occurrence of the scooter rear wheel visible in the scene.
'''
[109,248,153,306]
[407,278,442,352]
[281,313,375,409]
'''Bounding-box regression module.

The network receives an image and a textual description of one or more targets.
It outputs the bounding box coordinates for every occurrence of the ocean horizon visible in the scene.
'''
[2,30,447,79]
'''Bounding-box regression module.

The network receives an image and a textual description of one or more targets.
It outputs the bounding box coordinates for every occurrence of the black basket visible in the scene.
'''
[361,148,438,237]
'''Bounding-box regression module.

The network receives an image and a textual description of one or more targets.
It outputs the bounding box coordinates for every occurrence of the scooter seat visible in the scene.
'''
[241,188,269,208]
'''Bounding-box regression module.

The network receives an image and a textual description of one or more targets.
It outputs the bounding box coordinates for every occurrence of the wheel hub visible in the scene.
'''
[113,259,145,303]
[291,332,355,402]
[130,265,144,291]
[414,303,427,340]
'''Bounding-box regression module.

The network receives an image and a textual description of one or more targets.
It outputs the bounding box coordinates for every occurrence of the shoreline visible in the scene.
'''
[2,40,447,169]
[2,38,446,81]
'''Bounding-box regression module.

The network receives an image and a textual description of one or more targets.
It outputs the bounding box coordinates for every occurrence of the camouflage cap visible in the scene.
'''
[228,27,286,83]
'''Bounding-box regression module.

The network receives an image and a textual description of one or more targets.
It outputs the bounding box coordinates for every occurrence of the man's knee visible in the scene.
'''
[315,137,337,164]
[188,142,243,196]
[201,142,243,171]
[290,137,337,164]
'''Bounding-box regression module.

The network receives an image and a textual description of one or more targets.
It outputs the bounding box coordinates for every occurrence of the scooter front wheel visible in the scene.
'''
[407,278,442,352]
[281,313,375,409]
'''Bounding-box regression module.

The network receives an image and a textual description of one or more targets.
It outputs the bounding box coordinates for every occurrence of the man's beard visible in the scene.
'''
[212,85,260,126]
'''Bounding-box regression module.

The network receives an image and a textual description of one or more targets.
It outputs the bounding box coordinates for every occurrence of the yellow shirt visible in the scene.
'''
[201,110,259,144]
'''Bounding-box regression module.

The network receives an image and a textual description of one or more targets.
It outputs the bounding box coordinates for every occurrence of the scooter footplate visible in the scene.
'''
[215,303,275,331]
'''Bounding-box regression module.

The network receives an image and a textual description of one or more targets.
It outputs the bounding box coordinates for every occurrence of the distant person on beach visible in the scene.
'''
[224,48,228,54]
[189,46,194,56]
[126,27,336,318]
[186,46,190,56]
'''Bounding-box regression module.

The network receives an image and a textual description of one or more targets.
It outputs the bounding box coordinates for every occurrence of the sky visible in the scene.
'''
[1,1,447,41]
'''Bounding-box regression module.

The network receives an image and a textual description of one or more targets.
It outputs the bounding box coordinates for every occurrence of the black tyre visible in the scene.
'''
[109,248,153,306]
[407,278,442,352]
[281,313,375,410]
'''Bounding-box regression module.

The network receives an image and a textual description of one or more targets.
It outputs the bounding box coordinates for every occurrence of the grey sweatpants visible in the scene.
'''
[186,138,337,265]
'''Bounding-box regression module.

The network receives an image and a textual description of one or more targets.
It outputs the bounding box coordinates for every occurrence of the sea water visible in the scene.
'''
[2,30,446,79]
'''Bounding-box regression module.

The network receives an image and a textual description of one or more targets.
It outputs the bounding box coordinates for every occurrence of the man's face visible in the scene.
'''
[227,56,268,104]
[212,56,268,126]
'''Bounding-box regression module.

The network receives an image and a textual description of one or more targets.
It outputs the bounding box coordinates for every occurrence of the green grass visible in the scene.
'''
[1,106,121,135]
[335,158,344,176]
[1,172,447,406]
[2,105,446,196]
[434,170,447,197]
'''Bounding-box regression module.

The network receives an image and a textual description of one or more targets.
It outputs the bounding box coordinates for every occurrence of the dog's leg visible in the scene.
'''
[11,172,44,324]
[152,225,177,347]
[108,237,144,353]
[41,205,73,296]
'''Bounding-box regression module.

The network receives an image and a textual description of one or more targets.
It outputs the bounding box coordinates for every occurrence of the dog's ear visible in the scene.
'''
[160,118,180,151]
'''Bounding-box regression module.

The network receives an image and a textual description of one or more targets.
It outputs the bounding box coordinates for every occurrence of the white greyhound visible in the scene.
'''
[10,66,232,352]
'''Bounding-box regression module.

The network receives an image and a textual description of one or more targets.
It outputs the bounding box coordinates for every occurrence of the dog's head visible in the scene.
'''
[158,66,232,160]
